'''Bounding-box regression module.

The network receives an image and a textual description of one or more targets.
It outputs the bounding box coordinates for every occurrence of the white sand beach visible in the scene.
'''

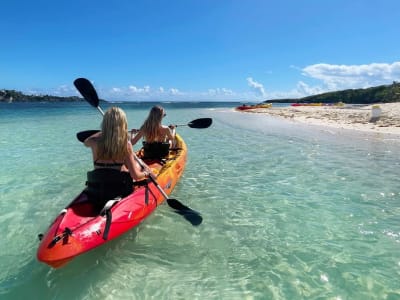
[242,103,400,135]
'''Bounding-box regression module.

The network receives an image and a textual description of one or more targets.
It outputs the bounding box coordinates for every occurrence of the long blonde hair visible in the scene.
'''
[97,107,129,160]
[140,106,165,142]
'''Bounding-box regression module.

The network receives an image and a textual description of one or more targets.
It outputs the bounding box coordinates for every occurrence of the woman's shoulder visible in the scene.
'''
[84,134,100,147]
[160,125,171,132]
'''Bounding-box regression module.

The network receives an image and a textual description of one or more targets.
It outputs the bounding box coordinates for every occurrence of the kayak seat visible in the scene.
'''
[85,169,133,213]
[142,142,170,159]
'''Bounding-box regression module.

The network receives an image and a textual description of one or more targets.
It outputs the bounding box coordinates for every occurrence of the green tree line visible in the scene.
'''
[265,82,400,104]
[0,89,82,102]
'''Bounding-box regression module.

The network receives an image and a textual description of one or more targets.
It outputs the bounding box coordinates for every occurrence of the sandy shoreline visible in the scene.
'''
[240,103,400,136]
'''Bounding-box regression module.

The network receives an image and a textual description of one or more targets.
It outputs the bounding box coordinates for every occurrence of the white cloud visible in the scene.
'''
[128,85,140,93]
[97,84,184,100]
[128,85,151,94]
[302,62,400,90]
[207,88,234,96]
[295,81,324,96]
[247,77,266,97]
[169,88,181,95]
[34,61,400,101]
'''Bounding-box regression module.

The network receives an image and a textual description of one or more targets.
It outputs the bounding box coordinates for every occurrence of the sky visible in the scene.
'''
[1,0,400,102]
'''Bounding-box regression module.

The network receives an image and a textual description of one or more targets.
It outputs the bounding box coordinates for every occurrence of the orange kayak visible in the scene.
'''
[235,103,272,110]
[37,134,187,268]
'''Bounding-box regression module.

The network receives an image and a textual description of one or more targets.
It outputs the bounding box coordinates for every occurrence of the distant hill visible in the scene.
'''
[0,89,83,103]
[264,82,400,104]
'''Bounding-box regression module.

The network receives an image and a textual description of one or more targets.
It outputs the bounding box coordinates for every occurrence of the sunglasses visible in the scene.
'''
[163,113,167,117]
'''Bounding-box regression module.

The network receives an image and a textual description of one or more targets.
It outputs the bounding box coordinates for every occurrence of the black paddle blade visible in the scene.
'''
[73,78,99,108]
[187,118,212,129]
[174,210,203,226]
[167,198,191,210]
[167,198,203,226]
[77,130,100,142]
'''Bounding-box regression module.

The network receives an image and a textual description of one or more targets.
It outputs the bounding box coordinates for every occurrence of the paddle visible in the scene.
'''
[76,118,212,143]
[77,130,100,142]
[73,78,203,225]
[177,118,212,129]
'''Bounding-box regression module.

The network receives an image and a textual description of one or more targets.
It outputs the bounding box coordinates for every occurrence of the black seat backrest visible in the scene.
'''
[142,142,170,159]
[86,169,133,211]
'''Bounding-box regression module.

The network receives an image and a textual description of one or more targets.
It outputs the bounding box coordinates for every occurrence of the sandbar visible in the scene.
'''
[240,103,400,136]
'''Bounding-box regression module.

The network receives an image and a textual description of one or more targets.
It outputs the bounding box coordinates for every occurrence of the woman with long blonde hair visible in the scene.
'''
[131,106,176,158]
[84,106,152,180]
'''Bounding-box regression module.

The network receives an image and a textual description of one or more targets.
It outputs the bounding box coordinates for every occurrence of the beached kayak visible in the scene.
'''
[37,134,187,268]
[235,103,272,110]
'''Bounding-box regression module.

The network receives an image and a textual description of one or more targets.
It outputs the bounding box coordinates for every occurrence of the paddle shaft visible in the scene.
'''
[96,106,104,115]
[76,118,212,143]
[136,158,169,199]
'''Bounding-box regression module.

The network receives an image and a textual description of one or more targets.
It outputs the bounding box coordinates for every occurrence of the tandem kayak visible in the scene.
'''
[37,134,188,268]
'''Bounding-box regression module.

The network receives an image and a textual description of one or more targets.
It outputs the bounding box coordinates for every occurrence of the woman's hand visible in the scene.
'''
[142,166,155,179]
[130,129,143,146]
[130,128,139,138]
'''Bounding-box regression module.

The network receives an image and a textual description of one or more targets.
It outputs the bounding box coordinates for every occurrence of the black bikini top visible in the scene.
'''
[93,160,124,168]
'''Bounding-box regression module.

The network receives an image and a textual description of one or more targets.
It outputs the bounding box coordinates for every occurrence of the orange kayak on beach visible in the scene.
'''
[236,104,254,110]
[37,134,189,268]
[236,103,272,110]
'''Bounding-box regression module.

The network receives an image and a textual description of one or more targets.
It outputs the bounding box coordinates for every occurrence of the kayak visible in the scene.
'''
[235,103,272,111]
[37,134,187,268]
[255,103,272,109]
[235,104,253,111]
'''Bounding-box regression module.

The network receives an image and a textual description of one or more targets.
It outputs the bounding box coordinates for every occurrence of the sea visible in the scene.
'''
[0,102,399,300]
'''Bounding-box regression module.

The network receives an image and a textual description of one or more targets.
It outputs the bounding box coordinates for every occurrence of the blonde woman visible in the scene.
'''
[84,106,152,179]
[131,105,176,159]
[84,107,154,207]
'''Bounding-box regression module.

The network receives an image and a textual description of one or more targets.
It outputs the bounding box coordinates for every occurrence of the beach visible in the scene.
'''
[242,102,400,135]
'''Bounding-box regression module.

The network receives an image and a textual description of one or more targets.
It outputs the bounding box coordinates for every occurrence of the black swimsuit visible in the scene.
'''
[93,160,124,168]
[142,141,170,159]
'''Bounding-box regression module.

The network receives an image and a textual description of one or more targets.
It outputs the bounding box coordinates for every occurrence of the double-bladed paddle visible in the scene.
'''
[76,118,212,143]
[177,118,212,129]
[73,77,203,225]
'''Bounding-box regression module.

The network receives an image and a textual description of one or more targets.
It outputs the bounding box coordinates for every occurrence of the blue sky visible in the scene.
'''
[1,0,400,101]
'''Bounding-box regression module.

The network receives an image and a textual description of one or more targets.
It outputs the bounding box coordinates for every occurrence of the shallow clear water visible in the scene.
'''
[0,102,399,299]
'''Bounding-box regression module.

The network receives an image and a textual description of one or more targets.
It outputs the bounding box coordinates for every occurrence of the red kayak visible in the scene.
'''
[37,134,188,268]
[236,104,254,111]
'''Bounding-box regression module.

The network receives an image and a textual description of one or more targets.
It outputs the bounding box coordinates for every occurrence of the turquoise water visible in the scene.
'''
[0,102,399,299]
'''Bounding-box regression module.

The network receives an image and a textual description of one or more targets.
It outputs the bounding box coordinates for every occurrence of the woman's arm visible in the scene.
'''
[125,143,154,180]
[130,129,143,146]
[166,125,176,147]
[84,131,101,147]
